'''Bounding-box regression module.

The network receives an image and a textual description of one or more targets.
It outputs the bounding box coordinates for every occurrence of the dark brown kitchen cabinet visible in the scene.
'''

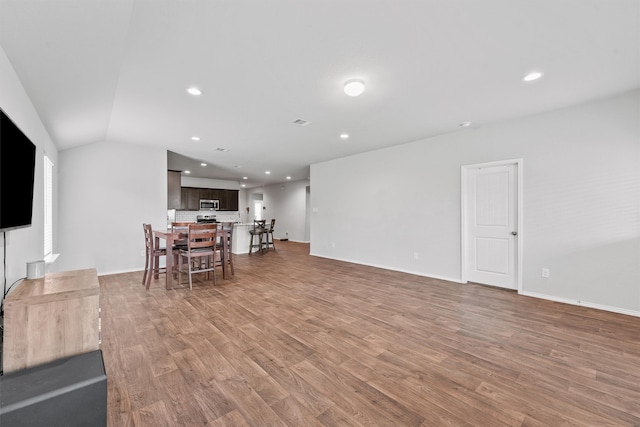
[209,189,221,202]
[223,190,239,211]
[178,187,239,211]
[199,188,213,201]
[167,171,181,209]
[180,187,200,210]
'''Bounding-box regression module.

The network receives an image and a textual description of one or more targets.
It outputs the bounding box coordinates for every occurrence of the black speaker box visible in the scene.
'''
[0,350,107,426]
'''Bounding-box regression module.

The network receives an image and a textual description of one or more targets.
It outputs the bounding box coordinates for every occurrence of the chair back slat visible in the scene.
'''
[171,221,193,246]
[187,223,217,251]
[143,223,154,250]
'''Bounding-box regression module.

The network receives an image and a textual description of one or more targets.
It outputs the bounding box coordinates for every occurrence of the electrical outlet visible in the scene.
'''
[542,268,550,278]
[413,252,419,260]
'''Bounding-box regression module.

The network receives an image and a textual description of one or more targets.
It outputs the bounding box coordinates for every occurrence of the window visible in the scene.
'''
[44,155,53,257]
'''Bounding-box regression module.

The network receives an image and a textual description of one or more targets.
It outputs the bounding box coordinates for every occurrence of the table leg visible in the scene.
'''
[221,233,227,279]
[165,236,174,290]
[153,235,160,280]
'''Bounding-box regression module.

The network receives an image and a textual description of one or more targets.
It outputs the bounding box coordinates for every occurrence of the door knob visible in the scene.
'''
[511,231,518,236]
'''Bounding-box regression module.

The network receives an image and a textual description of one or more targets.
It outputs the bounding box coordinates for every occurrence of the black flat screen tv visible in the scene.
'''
[0,108,36,232]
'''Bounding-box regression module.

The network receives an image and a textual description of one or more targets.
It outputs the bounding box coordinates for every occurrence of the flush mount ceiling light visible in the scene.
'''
[344,79,365,96]
[523,71,544,82]
[292,118,311,126]
[186,86,203,96]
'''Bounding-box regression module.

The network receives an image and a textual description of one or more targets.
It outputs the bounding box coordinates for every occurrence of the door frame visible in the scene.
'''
[461,158,523,292]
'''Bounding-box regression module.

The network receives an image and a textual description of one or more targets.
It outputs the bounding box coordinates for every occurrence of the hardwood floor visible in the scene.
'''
[100,241,640,426]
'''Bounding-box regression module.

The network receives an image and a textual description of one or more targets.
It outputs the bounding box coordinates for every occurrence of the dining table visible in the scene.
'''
[153,226,231,290]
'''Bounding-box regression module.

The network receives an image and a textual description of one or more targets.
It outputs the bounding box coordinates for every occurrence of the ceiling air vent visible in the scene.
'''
[292,118,311,127]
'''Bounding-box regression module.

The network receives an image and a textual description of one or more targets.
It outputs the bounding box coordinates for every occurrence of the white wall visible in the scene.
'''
[311,90,640,315]
[58,141,167,274]
[181,176,241,190]
[259,179,310,242]
[0,45,58,302]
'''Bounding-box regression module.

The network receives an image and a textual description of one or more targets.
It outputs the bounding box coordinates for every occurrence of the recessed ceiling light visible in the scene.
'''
[191,136,200,141]
[344,79,365,96]
[234,165,242,169]
[184,170,191,174]
[216,148,229,152]
[242,176,248,180]
[186,86,202,96]
[459,122,471,128]
[286,176,292,180]
[201,163,207,167]
[523,71,544,82]
[241,184,246,188]
[340,133,349,139]
[265,171,271,175]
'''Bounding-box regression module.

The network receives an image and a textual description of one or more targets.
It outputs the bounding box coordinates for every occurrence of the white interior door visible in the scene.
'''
[464,162,518,289]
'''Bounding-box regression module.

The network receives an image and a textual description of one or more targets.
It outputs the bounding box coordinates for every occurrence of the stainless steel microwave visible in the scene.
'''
[199,199,219,210]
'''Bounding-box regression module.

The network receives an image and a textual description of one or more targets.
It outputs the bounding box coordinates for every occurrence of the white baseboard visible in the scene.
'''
[519,290,640,318]
[309,252,463,284]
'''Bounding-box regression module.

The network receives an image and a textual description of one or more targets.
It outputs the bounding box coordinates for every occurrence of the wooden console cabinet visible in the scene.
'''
[2,268,100,373]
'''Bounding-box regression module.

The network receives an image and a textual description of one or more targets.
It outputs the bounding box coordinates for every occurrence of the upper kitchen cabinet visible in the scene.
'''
[221,190,239,211]
[199,188,214,201]
[177,187,239,211]
[180,187,200,210]
[167,171,181,209]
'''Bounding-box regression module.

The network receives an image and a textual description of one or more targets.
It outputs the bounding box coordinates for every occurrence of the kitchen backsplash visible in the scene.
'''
[174,210,242,223]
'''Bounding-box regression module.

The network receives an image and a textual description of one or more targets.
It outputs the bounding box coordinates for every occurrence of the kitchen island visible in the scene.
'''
[232,223,255,254]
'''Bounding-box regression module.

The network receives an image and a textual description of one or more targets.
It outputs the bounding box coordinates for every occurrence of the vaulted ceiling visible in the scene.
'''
[1,0,638,187]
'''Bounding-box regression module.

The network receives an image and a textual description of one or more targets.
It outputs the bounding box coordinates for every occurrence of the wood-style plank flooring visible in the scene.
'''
[100,241,640,426]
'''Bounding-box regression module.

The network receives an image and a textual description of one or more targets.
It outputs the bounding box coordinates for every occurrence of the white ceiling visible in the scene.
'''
[1,0,638,188]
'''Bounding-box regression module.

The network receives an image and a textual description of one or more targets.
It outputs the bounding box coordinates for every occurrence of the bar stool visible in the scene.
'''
[262,218,276,251]
[249,220,266,254]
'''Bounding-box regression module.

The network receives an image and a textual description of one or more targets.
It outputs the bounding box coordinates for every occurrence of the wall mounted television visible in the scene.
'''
[0,108,36,232]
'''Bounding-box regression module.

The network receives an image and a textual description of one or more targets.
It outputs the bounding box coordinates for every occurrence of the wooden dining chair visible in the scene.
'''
[142,223,167,289]
[171,221,192,248]
[218,222,235,276]
[178,223,222,290]
[248,219,266,254]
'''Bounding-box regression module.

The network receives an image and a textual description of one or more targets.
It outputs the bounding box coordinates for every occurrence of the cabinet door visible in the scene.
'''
[216,190,238,211]
[181,187,200,210]
[167,171,181,209]
[227,190,239,211]
[217,190,227,210]
[199,188,213,201]
[210,189,221,205]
